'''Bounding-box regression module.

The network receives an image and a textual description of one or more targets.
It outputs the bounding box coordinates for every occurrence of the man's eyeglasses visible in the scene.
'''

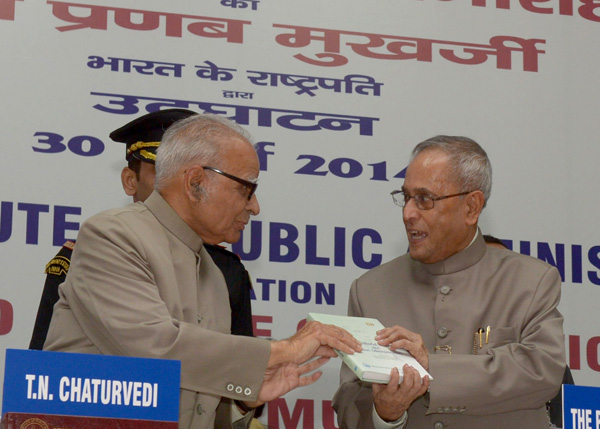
[203,166,258,200]
[391,190,473,210]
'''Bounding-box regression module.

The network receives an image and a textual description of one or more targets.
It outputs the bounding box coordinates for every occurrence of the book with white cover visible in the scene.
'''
[307,312,432,384]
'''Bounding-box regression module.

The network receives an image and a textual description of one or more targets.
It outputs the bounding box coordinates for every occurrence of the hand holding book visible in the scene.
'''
[375,325,429,371]
[307,313,432,384]
[254,319,362,406]
[373,364,430,422]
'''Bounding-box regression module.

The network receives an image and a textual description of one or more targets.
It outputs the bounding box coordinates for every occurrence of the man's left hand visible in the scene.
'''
[251,356,331,406]
[373,365,430,422]
[375,325,429,370]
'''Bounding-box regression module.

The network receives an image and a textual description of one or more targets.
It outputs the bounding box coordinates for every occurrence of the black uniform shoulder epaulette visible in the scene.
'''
[44,240,76,276]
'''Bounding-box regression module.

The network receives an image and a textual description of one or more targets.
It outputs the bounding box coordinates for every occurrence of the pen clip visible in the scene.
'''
[485,326,490,344]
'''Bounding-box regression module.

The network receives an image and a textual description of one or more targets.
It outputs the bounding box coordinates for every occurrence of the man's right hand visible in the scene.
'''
[269,321,362,367]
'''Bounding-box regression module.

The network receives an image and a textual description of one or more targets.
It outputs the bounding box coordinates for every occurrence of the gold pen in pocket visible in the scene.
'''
[473,328,484,354]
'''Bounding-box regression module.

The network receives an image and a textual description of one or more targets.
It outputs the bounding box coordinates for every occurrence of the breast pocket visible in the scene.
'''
[479,327,517,354]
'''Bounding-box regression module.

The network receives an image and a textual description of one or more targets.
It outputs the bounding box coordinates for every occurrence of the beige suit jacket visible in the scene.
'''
[45,191,271,428]
[333,232,565,429]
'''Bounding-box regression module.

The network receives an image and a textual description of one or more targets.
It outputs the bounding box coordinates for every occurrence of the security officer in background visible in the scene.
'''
[29,109,255,351]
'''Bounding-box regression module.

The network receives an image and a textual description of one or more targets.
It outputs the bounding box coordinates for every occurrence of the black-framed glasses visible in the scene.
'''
[203,166,258,200]
[391,190,473,210]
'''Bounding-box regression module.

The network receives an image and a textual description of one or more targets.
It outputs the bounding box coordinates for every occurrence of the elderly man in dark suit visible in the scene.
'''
[333,135,565,429]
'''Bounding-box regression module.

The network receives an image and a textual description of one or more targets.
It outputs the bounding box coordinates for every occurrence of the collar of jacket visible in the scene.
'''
[418,227,486,276]
[143,190,205,254]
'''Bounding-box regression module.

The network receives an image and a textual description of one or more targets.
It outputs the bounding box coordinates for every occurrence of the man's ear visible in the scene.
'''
[184,165,206,201]
[465,190,485,226]
[121,167,138,199]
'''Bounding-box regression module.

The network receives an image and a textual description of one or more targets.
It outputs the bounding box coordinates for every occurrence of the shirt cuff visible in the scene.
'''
[372,406,408,429]
[232,401,255,427]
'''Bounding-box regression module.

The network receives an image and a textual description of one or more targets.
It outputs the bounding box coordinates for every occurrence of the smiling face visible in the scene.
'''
[402,149,479,264]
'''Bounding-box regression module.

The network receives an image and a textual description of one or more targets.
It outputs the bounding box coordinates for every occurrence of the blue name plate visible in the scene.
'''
[563,384,600,429]
[2,349,180,422]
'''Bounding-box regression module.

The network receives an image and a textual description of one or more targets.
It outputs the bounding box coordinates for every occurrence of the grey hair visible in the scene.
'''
[411,135,492,206]
[155,114,252,191]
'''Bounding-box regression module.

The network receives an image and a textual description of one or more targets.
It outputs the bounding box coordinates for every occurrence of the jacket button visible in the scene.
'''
[440,286,451,295]
[437,327,448,338]
[226,383,234,392]
[244,387,252,396]
[434,422,444,429]
[196,404,204,415]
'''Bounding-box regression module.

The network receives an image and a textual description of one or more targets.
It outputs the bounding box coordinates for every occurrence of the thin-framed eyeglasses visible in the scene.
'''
[203,166,258,200]
[391,190,473,210]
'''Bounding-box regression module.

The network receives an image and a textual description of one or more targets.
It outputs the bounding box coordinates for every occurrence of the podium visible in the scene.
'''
[2,414,177,428]
[1,349,180,428]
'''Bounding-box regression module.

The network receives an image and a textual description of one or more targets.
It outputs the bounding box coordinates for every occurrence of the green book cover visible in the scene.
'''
[307,313,432,384]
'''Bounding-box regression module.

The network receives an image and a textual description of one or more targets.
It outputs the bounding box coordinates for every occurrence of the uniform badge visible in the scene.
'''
[44,256,70,276]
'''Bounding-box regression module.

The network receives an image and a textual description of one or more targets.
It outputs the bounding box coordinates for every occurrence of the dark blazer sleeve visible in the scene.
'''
[29,242,75,350]
[204,244,254,337]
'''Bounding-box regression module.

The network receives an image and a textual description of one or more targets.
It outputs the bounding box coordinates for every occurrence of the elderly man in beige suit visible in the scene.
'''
[333,136,565,428]
[44,114,362,428]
